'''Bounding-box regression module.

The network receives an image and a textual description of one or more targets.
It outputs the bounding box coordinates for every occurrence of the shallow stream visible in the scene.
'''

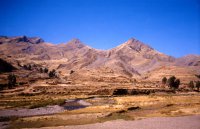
[62,99,91,110]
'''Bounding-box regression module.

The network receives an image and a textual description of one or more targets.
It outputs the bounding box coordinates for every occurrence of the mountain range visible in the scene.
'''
[0,36,199,83]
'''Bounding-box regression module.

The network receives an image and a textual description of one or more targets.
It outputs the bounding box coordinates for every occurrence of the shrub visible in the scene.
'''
[27,65,31,70]
[23,64,31,70]
[167,76,175,87]
[188,81,194,90]
[113,89,128,95]
[70,70,75,74]
[162,77,167,85]
[49,69,56,78]
[174,79,180,89]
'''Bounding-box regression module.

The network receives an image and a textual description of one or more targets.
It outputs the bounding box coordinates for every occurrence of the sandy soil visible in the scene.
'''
[28,115,200,129]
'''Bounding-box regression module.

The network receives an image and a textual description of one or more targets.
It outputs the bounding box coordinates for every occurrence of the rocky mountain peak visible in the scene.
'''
[66,38,86,49]
[115,38,154,53]
[6,36,28,43]
[28,37,44,44]
[71,38,81,43]
[126,38,153,50]
[0,36,44,44]
[126,38,138,43]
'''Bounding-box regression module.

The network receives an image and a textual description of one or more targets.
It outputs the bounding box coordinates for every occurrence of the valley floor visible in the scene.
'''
[1,93,200,129]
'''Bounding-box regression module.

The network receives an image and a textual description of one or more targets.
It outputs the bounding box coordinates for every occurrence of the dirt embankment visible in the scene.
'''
[25,115,200,129]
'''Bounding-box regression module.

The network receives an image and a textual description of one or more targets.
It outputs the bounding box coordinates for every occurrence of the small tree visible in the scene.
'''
[167,76,180,90]
[162,77,167,85]
[174,79,180,89]
[49,69,56,78]
[27,65,32,70]
[167,76,176,88]
[44,68,48,73]
[7,74,16,88]
[188,81,194,90]
[39,68,43,73]
[196,81,200,92]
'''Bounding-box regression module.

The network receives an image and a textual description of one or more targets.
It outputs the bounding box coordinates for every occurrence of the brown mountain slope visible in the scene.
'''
[107,38,175,74]
[0,36,199,83]
[175,54,200,66]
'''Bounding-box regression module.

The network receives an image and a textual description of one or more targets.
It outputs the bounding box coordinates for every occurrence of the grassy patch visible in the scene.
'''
[0,95,66,109]
[0,100,32,108]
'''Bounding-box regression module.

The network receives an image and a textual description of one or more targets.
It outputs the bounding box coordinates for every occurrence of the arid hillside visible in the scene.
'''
[0,36,199,84]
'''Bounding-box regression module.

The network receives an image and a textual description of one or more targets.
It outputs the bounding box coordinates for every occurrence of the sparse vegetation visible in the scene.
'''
[0,95,65,109]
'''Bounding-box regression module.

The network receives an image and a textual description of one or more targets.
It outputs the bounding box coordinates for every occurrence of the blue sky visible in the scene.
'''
[0,0,199,57]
